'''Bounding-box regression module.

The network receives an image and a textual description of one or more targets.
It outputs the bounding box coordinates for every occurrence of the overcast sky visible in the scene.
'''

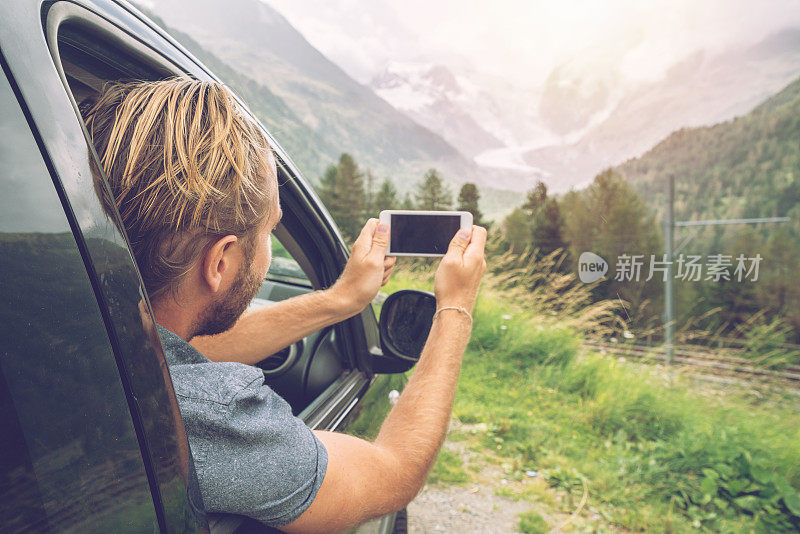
[263,0,800,88]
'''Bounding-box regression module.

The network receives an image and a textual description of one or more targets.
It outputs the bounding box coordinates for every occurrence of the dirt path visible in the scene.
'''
[406,423,571,533]
[408,483,531,533]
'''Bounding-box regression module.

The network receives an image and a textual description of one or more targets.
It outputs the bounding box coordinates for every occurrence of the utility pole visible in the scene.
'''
[664,175,675,366]
[663,175,789,365]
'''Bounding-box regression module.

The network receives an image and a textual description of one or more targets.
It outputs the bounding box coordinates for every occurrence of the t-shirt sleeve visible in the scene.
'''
[192,378,328,527]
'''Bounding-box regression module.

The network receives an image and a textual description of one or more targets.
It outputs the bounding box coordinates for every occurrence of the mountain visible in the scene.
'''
[142,20,341,182]
[139,0,458,174]
[369,61,558,185]
[362,27,800,194]
[616,74,800,226]
[522,29,800,190]
[370,62,506,159]
[132,0,525,219]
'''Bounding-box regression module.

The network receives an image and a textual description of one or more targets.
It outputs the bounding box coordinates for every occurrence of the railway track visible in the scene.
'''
[582,341,800,389]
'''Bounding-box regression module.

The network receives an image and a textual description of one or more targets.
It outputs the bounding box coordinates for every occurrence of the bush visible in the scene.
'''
[652,410,800,530]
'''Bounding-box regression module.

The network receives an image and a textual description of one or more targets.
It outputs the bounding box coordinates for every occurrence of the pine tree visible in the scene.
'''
[400,193,415,210]
[374,179,399,213]
[502,206,531,254]
[316,153,366,242]
[457,183,483,226]
[363,169,377,217]
[513,181,566,256]
[561,168,662,321]
[317,164,341,213]
[414,168,453,210]
[523,181,548,216]
[531,198,565,255]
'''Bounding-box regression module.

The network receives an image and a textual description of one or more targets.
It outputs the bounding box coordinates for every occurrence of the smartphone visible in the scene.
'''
[379,210,473,257]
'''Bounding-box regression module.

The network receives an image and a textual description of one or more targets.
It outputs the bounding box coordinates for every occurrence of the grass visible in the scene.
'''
[384,268,800,532]
[518,510,548,533]
[428,448,471,485]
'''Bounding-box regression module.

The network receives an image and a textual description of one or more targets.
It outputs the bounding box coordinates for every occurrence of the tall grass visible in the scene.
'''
[387,236,624,337]
[384,268,800,531]
[677,308,800,369]
[485,243,624,338]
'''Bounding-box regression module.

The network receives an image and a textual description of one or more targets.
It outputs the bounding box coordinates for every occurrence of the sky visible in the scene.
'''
[263,0,800,88]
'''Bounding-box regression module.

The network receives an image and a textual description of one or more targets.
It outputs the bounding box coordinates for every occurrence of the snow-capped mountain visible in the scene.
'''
[134,0,529,217]
[522,28,800,189]
[370,29,800,192]
[370,61,559,186]
[370,62,506,159]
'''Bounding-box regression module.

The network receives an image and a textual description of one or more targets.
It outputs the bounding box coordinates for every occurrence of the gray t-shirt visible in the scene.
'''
[157,324,328,527]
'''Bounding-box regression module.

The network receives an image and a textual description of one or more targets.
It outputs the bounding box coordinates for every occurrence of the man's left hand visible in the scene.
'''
[330,218,396,315]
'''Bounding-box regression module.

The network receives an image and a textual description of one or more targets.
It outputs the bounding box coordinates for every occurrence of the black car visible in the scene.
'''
[0,1,430,532]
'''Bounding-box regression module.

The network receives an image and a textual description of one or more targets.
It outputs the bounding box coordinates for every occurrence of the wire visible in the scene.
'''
[556,474,589,530]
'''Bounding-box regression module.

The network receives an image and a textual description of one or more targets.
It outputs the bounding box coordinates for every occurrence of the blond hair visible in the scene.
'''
[83,76,277,300]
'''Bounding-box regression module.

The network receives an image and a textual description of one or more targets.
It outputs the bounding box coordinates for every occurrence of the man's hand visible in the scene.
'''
[330,218,396,315]
[434,225,487,312]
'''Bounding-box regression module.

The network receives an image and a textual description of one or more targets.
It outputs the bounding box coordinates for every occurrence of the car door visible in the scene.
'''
[30,1,410,531]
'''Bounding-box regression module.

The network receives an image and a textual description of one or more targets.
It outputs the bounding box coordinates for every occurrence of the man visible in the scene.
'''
[82,77,486,532]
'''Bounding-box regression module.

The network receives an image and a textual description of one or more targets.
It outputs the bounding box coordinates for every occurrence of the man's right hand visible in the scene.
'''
[329,218,396,316]
[433,225,487,312]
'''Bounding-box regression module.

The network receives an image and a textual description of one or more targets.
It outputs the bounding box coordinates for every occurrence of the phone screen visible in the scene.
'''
[390,213,462,254]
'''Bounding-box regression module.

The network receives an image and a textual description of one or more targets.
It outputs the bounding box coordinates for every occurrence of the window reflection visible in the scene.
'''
[0,73,157,532]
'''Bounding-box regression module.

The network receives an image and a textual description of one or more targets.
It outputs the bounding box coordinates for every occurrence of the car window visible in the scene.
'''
[54,14,353,418]
[0,69,159,533]
[267,235,312,287]
[59,21,314,299]
[58,22,163,95]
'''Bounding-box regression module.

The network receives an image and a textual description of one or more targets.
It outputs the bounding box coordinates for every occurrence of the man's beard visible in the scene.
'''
[192,259,264,338]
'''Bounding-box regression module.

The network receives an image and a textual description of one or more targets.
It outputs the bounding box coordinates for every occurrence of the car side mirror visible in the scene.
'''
[373,289,436,374]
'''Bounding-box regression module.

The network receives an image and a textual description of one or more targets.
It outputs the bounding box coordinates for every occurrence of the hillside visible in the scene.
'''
[370,62,509,159]
[152,22,340,180]
[141,0,461,175]
[617,75,800,225]
[383,270,800,532]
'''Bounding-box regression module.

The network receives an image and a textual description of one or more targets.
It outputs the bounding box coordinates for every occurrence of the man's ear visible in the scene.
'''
[201,235,240,293]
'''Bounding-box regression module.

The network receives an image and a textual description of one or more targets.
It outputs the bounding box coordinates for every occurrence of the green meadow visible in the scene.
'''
[383,269,800,533]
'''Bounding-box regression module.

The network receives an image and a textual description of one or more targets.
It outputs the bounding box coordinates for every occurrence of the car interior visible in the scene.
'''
[54,19,353,416]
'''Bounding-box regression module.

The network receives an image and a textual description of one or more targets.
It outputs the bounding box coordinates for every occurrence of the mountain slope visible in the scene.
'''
[616,75,800,225]
[145,20,341,178]
[357,27,800,194]
[614,74,800,334]
[370,62,506,159]
[138,0,470,179]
